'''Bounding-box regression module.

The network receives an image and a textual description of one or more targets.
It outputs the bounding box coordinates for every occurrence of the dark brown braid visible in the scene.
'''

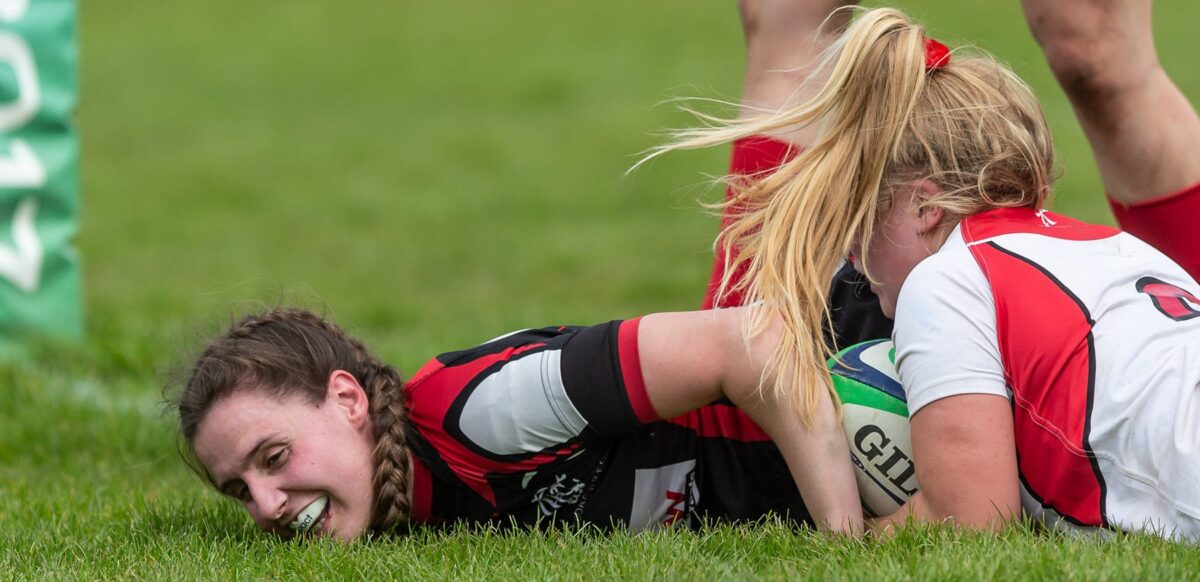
[171,307,412,531]
[361,362,412,530]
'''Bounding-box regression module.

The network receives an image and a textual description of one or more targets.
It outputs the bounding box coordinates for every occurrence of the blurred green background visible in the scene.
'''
[4,0,1200,576]
[77,1,1198,374]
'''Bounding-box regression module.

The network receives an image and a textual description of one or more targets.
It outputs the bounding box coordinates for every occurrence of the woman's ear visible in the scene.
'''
[327,370,370,429]
[912,179,945,234]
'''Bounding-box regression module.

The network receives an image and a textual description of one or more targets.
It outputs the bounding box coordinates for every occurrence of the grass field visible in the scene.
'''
[4,0,1200,578]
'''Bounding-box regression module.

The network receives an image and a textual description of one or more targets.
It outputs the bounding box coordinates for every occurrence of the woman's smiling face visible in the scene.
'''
[191,372,377,541]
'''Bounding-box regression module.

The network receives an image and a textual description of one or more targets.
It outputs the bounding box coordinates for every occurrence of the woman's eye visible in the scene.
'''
[265,448,287,468]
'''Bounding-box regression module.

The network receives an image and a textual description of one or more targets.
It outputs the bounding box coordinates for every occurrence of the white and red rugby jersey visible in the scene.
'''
[894,207,1200,541]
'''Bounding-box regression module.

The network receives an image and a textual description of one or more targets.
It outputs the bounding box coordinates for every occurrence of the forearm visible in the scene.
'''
[636,308,863,534]
[728,382,863,534]
[718,312,863,534]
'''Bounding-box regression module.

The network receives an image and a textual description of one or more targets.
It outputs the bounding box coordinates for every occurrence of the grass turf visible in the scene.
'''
[4,0,1200,577]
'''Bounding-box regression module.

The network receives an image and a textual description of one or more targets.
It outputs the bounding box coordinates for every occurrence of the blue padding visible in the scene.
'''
[829,339,907,403]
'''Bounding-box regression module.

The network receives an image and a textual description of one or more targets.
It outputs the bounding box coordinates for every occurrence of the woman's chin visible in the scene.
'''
[868,284,897,319]
[329,513,372,541]
[875,293,897,319]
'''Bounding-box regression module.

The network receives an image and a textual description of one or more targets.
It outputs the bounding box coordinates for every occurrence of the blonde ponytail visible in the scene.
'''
[644,7,1055,424]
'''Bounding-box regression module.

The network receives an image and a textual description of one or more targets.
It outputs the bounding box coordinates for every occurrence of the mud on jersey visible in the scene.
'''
[403,319,811,531]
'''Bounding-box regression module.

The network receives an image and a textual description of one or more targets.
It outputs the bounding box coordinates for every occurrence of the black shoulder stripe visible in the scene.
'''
[435,326,585,366]
[559,320,643,436]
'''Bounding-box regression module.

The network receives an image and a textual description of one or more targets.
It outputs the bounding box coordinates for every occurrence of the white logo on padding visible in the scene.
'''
[532,474,586,516]
[629,460,697,531]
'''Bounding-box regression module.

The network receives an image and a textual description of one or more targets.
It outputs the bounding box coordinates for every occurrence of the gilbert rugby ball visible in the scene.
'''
[828,339,918,517]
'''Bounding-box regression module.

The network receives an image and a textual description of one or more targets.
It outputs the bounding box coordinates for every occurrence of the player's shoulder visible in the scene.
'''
[899,226,984,302]
[433,326,582,367]
[403,325,583,393]
[893,226,997,342]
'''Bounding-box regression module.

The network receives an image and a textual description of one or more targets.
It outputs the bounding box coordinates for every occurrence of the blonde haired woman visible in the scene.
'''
[665,5,1200,540]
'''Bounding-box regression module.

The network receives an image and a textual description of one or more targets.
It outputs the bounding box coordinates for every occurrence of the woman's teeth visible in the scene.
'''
[289,496,328,534]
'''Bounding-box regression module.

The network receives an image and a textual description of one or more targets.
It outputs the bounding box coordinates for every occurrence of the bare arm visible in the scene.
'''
[872,394,1021,533]
[636,307,863,535]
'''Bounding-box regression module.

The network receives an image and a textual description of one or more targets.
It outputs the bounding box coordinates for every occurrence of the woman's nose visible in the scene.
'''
[246,479,287,527]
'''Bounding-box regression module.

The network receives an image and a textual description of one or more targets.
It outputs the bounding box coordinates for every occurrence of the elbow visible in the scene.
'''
[930,492,1021,531]
[982,492,1023,530]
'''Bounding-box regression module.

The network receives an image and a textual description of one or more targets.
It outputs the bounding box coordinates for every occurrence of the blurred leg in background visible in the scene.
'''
[703,0,858,308]
[738,0,857,144]
[1021,0,1200,277]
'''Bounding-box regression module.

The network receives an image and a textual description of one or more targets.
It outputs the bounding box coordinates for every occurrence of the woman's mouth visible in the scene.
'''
[289,496,330,536]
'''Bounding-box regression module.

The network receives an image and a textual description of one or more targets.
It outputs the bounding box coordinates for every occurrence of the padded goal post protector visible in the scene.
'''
[0,0,80,353]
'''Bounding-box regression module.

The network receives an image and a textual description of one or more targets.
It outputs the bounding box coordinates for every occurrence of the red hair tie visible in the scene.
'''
[924,38,950,71]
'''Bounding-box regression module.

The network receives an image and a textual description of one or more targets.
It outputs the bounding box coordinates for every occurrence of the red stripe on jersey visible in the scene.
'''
[409,456,434,524]
[1110,181,1200,281]
[407,357,445,388]
[962,208,1119,243]
[704,135,799,309]
[967,238,1107,527]
[666,404,772,442]
[618,317,659,423]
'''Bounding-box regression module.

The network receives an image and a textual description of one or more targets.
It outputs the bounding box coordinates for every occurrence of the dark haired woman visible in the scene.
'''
[174,0,874,542]
[179,306,862,539]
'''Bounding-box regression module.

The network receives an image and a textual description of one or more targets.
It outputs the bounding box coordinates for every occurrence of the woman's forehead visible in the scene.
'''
[193,393,306,459]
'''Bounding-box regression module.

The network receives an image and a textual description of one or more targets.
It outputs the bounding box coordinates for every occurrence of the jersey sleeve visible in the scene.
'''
[558,318,660,435]
[892,242,1009,416]
[1109,181,1200,281]
[406,319,660,466]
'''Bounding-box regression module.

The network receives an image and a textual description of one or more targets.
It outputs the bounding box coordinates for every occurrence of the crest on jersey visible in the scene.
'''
[532,474,587,517]
[1136,276,1200,322]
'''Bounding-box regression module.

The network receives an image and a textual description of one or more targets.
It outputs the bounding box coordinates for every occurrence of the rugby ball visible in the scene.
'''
[828,339,918,517]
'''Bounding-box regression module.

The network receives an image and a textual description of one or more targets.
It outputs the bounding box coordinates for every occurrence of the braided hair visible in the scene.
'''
[173,308,413,532]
